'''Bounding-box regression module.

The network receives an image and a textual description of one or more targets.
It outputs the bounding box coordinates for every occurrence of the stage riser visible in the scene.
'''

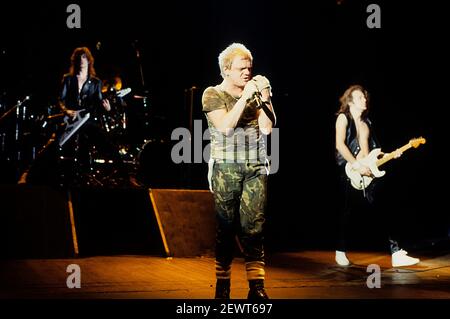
[0,186,216,258]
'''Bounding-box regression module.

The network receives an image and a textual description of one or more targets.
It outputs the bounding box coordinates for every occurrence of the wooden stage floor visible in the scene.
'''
[1,250,449,299]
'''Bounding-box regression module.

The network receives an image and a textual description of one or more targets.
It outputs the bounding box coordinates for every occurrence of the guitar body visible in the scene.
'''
[345,168,373,190]
[345,148,385,190]
[344,137,426,191]
[58,110,90,147]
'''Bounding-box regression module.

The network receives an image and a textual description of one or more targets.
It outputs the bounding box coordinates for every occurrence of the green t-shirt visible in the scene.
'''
[202,85,266,161]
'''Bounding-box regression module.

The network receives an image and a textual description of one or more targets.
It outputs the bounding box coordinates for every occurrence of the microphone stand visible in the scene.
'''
[0,96,30,177]
[132,40,148,97]
[182,86,197,189]
[188,86,197,137]
[132,40,150,138]
[0,96,30,125]
[133,41,146,90]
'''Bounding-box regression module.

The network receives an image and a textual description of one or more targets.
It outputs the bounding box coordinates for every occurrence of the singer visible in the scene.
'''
[202,43,276,299]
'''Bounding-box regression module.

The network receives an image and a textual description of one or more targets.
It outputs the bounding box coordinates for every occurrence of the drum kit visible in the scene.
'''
[0,85,156,188]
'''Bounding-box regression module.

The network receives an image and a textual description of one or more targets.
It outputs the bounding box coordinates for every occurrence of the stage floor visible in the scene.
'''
[1,250,449,299]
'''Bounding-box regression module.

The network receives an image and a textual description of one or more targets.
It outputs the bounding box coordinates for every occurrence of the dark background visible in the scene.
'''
[0,0,448,252]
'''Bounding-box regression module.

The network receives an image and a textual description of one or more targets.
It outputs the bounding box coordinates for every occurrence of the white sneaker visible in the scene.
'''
[335,250,351,266]
[392,249,420,267]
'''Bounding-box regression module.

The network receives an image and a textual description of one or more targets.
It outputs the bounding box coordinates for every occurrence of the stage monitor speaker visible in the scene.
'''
[0,185,75,259]
[71,188,164,256]
[149,189,216,257]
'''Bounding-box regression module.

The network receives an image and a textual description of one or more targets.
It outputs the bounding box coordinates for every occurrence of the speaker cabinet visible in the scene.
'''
[0,185,74,258]
[149,189,216,257]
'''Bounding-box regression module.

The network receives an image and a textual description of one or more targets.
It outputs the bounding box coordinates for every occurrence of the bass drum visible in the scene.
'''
[135,139,181,188]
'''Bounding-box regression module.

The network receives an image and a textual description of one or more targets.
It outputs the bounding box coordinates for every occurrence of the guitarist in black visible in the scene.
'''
[58,47,128,186]
[334,84,420,267]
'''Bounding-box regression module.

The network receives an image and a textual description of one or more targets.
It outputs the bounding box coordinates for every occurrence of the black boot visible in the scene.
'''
[215,279,230,299]
[247,279,269,300]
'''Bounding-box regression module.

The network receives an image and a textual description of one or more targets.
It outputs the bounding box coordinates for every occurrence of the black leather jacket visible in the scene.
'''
[335,112,380,166]
[59,74,103,117]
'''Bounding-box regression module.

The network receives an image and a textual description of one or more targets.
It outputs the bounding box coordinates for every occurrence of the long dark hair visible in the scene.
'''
[69,47,96,77]
[336,84,370,119]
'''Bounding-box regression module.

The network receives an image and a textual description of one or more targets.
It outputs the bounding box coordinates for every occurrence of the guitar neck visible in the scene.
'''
[376,143,411,167]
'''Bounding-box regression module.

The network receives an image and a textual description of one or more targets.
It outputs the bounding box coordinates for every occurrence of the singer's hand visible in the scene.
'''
[252,75,271,91]
[252,75,272,103]
[242,80,259,101]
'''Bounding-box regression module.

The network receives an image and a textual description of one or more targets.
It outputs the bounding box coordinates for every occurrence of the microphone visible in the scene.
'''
[252,91,276,125]
[253,91,264,109]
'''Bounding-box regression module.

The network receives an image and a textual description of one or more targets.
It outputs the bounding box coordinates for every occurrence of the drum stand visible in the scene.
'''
[0,96,30,166]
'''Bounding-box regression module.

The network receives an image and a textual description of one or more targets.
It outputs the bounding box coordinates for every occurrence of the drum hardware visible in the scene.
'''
[1,89,153,188]
[93,158,114,164]
[0,95,30,124]
[1,132,6,153]
[100,88,131,134]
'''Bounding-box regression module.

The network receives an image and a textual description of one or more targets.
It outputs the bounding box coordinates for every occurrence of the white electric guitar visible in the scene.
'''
[345,137,426,190]
[58,109,90,147]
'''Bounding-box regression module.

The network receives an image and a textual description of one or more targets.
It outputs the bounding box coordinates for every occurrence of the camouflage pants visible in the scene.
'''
[211,160,268,279]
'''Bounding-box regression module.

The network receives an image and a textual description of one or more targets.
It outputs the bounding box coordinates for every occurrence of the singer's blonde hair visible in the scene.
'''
[218,43,253,79]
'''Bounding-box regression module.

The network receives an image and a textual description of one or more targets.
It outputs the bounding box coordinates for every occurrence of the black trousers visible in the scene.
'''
[336,167,400,254]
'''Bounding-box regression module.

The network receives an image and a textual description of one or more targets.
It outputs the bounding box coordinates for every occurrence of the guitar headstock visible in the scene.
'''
[117,88,132,98]
[409,137,426,148]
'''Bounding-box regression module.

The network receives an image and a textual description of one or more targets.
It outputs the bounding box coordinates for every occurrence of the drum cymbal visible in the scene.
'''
[102,76,123,93]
